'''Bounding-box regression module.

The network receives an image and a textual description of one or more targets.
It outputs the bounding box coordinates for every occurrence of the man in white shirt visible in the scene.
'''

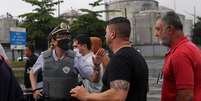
[74,35,104,93]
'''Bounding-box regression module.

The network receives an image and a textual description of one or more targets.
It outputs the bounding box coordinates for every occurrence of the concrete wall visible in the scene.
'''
[106,0,158,20]
[132,11,187,57]
[105,0,192,57]
[184,19,193,39]
[135,44,167,57]
[0,17,17,43]
[133,11,160,44]
[105,0,158,44]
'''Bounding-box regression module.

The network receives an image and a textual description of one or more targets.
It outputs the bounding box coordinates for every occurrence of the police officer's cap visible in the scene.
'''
[49,23,71,39]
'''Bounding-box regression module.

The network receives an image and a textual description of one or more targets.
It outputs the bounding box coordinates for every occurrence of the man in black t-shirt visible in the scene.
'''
[70,17,149,101]
[23,44,41,100]
[24,44,39,88]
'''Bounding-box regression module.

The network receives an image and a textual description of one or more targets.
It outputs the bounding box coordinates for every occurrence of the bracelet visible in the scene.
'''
[32,87,43,92]
[32,89,37,93]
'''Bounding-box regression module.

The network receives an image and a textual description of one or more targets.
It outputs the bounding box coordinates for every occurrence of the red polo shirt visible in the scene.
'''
[161,37,201,101]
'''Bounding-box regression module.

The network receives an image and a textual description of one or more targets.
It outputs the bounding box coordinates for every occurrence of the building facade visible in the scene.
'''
[0,15,17,44]
[105,0,193,57]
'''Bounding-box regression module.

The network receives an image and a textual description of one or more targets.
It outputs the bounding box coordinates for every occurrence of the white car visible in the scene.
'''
[17,56,28,61]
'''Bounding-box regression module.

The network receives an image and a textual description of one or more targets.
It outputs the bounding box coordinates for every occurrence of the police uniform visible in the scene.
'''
[31,23,79,101]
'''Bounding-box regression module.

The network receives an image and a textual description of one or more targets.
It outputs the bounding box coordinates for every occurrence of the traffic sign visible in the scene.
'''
[10,27,27,50]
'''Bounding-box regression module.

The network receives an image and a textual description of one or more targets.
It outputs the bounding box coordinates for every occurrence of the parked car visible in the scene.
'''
[17,56,28,61]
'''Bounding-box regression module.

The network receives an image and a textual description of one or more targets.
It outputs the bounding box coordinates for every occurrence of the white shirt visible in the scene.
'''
[74,52,94,80]
[75,51,103,93]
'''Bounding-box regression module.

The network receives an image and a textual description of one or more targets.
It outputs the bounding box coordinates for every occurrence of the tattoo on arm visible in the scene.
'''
[110,80,130,91]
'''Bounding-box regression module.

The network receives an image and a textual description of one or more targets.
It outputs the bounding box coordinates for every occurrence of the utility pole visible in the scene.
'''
[124,8,127,18]
[173,0,176,10]
[58,0,60,17]
[194,6,196,25]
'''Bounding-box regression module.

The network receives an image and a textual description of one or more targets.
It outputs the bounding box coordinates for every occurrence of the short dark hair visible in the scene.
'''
[161,11,183,30]
[26,44,34,53]
[75,35,91,50]
[106,17,131,37]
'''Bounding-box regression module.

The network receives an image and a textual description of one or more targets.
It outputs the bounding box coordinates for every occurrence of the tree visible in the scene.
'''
[18,0,67,51]
[70,13,106,38]
[70,0,118,48]
[192,17,201,46]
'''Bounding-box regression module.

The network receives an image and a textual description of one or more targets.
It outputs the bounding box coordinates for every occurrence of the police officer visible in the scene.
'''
[29,23,78,101]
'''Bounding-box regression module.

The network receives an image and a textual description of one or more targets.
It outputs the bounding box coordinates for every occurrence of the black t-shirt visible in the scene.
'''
[24,54,41,88]
[102,47,148,101]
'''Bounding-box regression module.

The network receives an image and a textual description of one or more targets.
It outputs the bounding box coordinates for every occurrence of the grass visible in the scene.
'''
[13,69,24,84]
[10,61,25,84]
[11,61,25,68]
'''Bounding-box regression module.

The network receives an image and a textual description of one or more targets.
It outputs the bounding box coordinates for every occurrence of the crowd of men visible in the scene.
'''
[0,11,201,101]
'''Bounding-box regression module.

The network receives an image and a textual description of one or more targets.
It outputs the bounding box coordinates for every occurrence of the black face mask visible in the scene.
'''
[57,39,70,50]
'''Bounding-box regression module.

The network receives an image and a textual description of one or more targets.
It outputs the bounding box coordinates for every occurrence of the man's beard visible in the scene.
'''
[106,38,112,48]
[160,37,171,47]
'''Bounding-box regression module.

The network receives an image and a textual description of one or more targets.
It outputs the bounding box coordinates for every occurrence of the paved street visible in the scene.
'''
[146,58,164,101]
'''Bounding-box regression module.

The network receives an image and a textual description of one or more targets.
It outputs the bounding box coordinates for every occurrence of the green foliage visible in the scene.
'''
[11,61,25,68]
[192,17,201,45]
[14,70,24,84]
[18,0,67,51]
[89,0,103,7]
[69,0,108,47]
[70,13,106,38]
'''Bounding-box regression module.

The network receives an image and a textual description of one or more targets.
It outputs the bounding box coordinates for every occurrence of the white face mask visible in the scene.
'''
[73,48,81,56]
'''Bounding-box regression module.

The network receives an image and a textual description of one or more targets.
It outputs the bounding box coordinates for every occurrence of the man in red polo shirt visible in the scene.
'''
[154,11,201,101]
